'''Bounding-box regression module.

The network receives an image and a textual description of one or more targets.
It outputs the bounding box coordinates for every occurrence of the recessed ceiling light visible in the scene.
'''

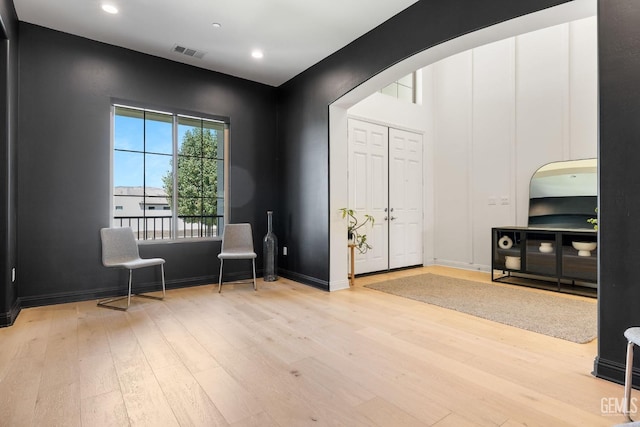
[101,4,118,14]
[251,50,264,59]
[212,22,222,28]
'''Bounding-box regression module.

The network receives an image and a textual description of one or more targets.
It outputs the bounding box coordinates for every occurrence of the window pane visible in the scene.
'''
[176,197,202,218]
[201,158,218,199]
[201,198,219,237]
[113,194,141,217]
[145,112,173,155]
[178,118,203,157]
[114,107,144,151]
[201,198,217,216]
[216,197,224,216]
[380,83,397,98]
[114,151,143,187]
[145,153,172,190]
[177,155,203,199]
[397,84,414,103]
[144,195,170,213]
[216,160,224,197]
[203,120,225,159]
[397,73,413,87]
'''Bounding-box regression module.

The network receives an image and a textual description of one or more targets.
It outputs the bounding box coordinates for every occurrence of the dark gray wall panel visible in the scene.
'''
[17,23,277,305]
[0,0,18,325]
[276,0,572,287]
[594,0,640,385]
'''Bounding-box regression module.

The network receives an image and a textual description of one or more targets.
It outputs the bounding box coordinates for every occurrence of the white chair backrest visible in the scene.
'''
[221,224,254,252]
[100,227,140,266]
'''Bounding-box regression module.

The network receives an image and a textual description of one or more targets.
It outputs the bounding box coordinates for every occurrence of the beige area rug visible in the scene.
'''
[365,273,597,344]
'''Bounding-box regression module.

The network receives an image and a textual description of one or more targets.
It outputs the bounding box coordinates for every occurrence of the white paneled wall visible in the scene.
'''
[514,24,569,226]
[569,17,598,160]
[471,38,516,267]
[431,51,473,265]
[428,17,596,270]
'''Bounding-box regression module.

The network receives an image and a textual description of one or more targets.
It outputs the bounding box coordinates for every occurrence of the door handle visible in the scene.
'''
[390,216,396,221]
[384,216,388,221]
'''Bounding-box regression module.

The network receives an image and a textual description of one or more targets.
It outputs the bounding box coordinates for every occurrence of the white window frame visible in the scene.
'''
[110,103,229,241]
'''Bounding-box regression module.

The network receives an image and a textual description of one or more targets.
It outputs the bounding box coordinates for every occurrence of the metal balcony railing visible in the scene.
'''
[113,215,223,240]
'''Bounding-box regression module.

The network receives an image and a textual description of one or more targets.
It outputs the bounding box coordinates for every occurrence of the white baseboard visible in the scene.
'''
[431,259,491,273]
[330,279,351,292]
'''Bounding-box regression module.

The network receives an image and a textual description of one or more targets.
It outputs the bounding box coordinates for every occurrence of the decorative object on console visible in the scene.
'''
[498,235,513,249]
[587,208,598,231]
[263,211,278,281]
[528,158,597,229]
[539,242,553,253]
[505,256,521,270]
[572,241,597,257]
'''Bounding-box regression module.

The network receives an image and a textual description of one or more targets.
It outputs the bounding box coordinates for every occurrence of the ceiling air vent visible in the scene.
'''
[172,44,205,59]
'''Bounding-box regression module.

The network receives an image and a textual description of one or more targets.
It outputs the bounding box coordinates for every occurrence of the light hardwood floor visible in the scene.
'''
[0,266,629,426]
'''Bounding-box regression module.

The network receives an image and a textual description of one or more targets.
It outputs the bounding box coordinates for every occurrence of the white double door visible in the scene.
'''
[348,118,423,274]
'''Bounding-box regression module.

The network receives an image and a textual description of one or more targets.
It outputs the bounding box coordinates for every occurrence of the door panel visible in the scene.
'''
[348,119,389,274]
[389,128,423,269]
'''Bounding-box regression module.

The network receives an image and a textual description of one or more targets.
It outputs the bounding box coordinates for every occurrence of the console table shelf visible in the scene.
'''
[492,226,597,297]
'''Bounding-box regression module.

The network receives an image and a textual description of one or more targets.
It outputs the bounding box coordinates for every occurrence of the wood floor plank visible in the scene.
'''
[33,381,81,427]
[194,365,264,424]
[355,396,432,427]
[111,343,179,427]
[155,363,230,427]
[79,352,121,399]
[80,390,129,427]
[0,356,43,427]
[229,410,281,427]
[144,303,220,374]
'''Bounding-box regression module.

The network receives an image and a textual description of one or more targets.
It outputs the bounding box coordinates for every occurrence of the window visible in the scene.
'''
[380,72,418,103]
[112,105,226,240]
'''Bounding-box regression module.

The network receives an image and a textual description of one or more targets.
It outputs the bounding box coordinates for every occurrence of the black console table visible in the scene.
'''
[491,226,597,297]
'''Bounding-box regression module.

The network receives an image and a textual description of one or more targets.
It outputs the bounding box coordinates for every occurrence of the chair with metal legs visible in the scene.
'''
[623,327,640,421]
[218,223,257,293]
[98,227,166,310]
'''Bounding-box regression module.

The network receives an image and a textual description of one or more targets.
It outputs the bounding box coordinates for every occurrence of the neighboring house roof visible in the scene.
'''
[114,186,168,197]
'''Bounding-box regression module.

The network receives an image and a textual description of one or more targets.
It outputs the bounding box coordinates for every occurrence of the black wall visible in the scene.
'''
[276,0,573,288]
[15,24,277,307]
[0,0,18,325]
[594,0,640,385]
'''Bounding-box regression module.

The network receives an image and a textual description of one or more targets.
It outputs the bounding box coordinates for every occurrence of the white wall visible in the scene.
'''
[471,38,517,267]
[347,16,597,273]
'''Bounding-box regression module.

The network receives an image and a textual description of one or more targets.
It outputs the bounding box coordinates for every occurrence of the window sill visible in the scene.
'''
[137,236,222,245]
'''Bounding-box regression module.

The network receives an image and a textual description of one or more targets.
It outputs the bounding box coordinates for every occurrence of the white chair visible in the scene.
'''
[624,327,640,421]
[218,223,257,293]
[98,227,166,310]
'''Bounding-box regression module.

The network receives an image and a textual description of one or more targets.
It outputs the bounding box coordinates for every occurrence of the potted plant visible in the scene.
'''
[587,208,598,231]
[339,208,375,254]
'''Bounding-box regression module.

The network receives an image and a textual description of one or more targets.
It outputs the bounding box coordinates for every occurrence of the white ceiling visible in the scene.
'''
[13,0,420,87]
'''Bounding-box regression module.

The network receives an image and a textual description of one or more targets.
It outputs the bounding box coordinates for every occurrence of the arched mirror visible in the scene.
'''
[528,158,597,229]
